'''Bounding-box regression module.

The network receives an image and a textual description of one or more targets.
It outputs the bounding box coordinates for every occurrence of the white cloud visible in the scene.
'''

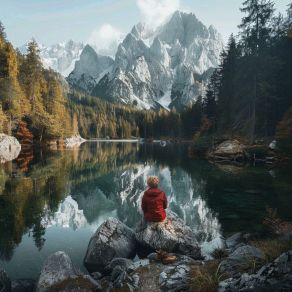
[136,0,180,28]
[88,24,123,57]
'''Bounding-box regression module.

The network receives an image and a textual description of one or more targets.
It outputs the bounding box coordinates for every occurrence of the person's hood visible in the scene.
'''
[145,188,163,197]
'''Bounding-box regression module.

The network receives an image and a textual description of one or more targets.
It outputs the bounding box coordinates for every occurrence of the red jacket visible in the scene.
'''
[141,188,167,222]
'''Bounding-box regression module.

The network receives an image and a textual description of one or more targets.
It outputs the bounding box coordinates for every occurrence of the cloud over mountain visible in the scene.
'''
[136,0,180,28]
[88,23,123,57]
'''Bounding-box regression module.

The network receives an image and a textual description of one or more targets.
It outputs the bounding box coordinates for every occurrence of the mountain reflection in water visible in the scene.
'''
[0,142,292,279]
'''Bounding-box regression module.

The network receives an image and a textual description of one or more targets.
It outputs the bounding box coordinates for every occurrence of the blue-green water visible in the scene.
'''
[0,142,292,280]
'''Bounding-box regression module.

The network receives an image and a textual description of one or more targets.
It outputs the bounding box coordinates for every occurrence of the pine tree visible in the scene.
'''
[217,35,241,135]
[238,0,275,142]
[203,69,221,133]
[239,0,275,55]
[0,21,6,42]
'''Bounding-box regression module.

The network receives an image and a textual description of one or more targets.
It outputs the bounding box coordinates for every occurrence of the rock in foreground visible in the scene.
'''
[37,251,99,291]
[219,250,292,291]
[219,245,265,278]
[84,218,137,273]
[136,210,202,259]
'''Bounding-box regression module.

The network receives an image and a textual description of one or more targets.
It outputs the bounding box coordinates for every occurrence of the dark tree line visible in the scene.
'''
[68,91,203,139]
[203,0,292,145]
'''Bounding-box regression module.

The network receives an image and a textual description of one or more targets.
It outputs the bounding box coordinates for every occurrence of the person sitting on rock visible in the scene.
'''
[141,176,176,264]
[142,176,167,222]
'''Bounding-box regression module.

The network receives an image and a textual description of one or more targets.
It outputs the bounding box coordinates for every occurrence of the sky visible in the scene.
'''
[0,0,290,51]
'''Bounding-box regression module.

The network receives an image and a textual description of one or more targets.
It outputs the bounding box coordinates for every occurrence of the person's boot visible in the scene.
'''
[156,250,168,261]
[156,250,177,264]
[162,254,177,264]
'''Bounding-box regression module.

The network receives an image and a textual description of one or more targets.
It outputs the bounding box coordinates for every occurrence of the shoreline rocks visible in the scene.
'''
[84,218,137,274]
[219,245,265,278]
[64,134,86,148]
[0,134,21,163]
[3,211,292,291]
[208,139,245,162]
[219,250,292,292]
[136,210,202,260]
[37,251,100,291]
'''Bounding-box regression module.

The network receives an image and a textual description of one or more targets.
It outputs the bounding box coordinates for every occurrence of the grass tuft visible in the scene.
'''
[189,260,227,292]
[251,239,292,263]
[211,248,229,260]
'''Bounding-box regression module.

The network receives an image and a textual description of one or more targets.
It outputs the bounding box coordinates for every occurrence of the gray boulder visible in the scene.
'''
[219,245,264,277]
[136,210,202,259]
[159,264,190,292]
[219,250,292,291]
[37,251,100,291]
[84,218,136,274]
[106,258,133,273]
[225,232,243,250]
[0,270,11,292]
[101,258,142,290]
[225,232,252,251]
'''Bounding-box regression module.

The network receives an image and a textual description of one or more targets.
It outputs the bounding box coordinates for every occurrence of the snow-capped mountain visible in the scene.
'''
[67,44,114,94]
[19,40,84,77]
[68,11,223,110]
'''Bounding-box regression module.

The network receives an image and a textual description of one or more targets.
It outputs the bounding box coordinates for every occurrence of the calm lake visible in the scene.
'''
[0,142,292,280]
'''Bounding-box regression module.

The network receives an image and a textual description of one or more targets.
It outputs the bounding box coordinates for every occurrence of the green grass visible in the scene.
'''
[251,239,292,263]
[189,260,227,292]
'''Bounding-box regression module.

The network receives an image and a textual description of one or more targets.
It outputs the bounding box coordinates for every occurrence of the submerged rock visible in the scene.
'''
[0,269,11,292]
[84,218,137,274]
[37,251,100,291]
[136,210,202,259]
[219,245,264,277]
[0,134,21,163]
[219,250,292,291]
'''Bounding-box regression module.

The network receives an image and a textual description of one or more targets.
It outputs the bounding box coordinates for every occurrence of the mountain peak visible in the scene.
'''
[82,44,96,55]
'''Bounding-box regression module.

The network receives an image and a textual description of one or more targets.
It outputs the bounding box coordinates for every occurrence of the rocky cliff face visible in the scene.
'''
[69,11,223,110]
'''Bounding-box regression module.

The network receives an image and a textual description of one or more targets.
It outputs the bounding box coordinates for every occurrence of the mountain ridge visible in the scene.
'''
[68,10,224,110]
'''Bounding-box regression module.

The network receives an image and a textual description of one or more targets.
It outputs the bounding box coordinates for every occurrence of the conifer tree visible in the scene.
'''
[239,0,275,55]
[217,35,240,135]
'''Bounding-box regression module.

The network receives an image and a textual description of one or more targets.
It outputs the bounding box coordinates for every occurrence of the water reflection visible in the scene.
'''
[0,142,292,279]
